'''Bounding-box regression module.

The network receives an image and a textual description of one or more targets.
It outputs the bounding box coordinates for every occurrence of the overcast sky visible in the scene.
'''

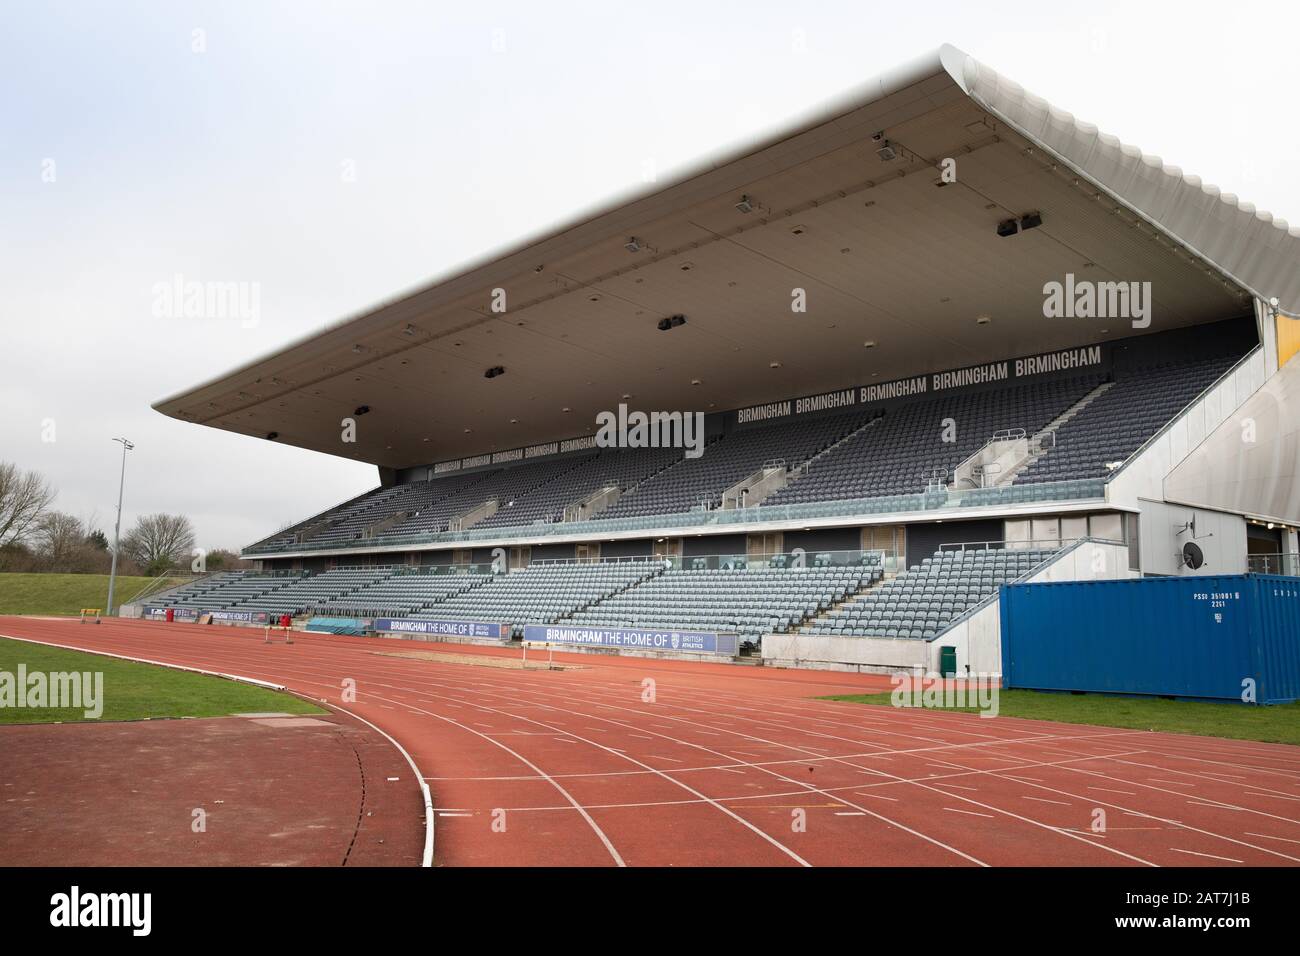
[2,1,1296,552]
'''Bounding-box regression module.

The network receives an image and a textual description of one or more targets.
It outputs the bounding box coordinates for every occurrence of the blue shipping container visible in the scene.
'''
[1000,574,1300,704]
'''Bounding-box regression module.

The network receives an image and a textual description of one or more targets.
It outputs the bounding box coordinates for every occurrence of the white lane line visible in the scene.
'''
[365,691,626,867]
[1244,790,1300,802]
[437,812,473,818]
[1023,796,1071,806]
[394,690,814,867]
[853,792,899,801]
[1245,832,1300,845]
[343,645,1169,867]
[835,812,867,817]
[944,807,995,819]
[417,673,988,867]
[1169,848,1244,864]
[1088,787,1137,795]
[935,783,978,791]
[999,772,1300,863]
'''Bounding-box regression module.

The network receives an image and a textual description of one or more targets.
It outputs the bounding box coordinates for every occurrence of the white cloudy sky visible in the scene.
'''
[2,0,1296,551]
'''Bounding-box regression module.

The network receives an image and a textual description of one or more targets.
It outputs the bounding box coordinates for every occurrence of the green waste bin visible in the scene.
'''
[939,645,957,678]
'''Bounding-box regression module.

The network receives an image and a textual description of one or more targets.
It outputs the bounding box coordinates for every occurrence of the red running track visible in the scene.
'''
[4,615,1300,867]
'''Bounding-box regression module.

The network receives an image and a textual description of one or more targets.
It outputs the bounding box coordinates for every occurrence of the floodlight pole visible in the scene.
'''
[105,437,134,615]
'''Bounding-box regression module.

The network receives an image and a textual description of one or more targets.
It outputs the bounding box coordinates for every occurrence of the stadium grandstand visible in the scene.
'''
[144,44,1300,674]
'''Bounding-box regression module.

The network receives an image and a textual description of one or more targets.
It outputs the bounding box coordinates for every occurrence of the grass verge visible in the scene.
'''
[822,688,1300,746]
[0,636,324,723]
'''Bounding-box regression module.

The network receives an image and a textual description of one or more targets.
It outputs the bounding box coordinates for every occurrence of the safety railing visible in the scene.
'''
[242,476,1108,557]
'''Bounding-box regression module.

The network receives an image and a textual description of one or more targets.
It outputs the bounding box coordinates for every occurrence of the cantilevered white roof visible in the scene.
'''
[153,44,1290,469]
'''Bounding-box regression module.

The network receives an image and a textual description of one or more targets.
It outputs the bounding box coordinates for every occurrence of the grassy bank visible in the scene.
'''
[0,573,184,616]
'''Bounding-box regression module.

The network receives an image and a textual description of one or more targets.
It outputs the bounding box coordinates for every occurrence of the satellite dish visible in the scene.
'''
[1182,541,1205,570]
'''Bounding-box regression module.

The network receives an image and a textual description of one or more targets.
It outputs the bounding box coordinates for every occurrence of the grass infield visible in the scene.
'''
[0,636,324,724]
[0,572,185,616]
[823,688,1300,747]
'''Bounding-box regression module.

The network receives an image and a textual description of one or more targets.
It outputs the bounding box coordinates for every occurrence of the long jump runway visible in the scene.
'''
[4,616,1299,867]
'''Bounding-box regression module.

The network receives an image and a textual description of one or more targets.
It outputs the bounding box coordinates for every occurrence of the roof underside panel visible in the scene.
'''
[948,46,1300,315]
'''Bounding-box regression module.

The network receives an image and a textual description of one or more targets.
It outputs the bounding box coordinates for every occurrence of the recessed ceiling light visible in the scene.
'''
[976,315,992,325]
[769,361,782,369]
[863,340,876,349]
[690,379,702,386]
[562,407,572,413]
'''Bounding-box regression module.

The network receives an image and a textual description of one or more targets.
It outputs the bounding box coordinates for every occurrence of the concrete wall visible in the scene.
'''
[1135,500,1247,576]
[760,632,930,674]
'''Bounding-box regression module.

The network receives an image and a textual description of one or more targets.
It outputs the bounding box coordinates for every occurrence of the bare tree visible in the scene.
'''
[35,511,86,568]
[0,462,57,548]
[120,513,196,574]
[203,547,251,572]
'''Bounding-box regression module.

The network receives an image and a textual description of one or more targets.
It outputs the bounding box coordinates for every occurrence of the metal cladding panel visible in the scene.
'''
[1000,575,1300,703]
[1251,575,1300,704]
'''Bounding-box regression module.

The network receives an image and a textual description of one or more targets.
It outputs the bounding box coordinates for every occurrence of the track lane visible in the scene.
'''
[4,617,1298,867]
